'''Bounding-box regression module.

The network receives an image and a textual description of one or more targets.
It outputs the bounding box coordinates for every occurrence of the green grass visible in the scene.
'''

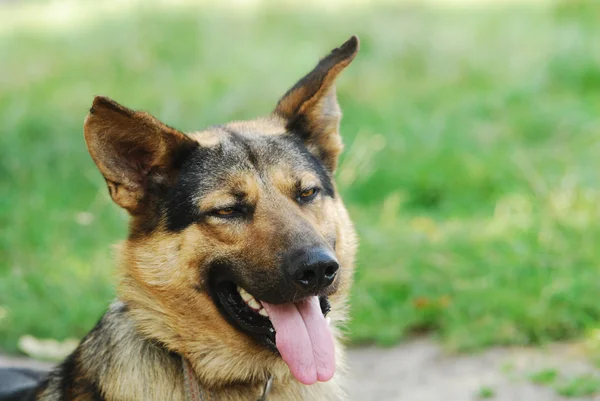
[2,0,600,354]
[477,386,495,399]
[556,375,600,398]
[529,368,559,386]
[527,369,600,397]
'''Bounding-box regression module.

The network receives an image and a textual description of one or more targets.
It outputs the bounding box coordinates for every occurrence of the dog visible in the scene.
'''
[0,35,359,401]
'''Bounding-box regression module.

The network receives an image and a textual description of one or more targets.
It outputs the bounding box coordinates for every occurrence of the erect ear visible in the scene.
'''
[273,35,359,172]
[83,96,198,214]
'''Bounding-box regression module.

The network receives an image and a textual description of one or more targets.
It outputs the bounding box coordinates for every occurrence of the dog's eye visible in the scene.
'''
[216,207,235,216]
[298,187,320,203]
[209,205,249,219]
[301,188,316,198]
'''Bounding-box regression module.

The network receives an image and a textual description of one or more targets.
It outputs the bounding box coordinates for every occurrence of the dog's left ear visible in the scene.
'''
[273,35,359,172]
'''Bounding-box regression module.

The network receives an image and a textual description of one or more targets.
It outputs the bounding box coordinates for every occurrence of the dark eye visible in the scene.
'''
[298,187,320,203]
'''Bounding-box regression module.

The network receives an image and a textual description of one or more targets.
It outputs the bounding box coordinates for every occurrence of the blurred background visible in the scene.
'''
[1,0,600,398]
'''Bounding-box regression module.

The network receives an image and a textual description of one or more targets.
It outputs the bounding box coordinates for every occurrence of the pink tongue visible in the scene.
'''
[261,296,335,385]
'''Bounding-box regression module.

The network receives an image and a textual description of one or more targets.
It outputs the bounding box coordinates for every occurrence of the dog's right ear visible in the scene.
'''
[84,96,197,214]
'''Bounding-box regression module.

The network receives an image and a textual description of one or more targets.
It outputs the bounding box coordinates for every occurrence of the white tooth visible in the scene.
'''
[326,317,331,326]
[248,298,260,310]
[258,308,269,317]
[238,288,252,303]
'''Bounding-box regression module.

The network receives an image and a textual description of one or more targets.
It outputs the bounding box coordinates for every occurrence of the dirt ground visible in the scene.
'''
[2,338,599,400]
[347,339,599,401]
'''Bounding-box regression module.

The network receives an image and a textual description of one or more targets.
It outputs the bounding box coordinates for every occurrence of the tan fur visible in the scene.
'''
[224,117,287,137]
[188,130,223,147]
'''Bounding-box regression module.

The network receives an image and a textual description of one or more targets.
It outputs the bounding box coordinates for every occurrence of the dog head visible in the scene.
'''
[84,36,359,387]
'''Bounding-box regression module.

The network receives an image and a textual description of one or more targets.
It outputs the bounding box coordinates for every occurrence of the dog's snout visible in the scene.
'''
[288,247,339,291]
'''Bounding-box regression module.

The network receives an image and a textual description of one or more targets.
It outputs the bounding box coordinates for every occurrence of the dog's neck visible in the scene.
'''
[80,301,269,400]
[39,301,343,401]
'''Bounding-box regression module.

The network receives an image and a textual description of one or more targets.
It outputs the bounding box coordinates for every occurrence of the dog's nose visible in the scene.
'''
[289,247,339,291]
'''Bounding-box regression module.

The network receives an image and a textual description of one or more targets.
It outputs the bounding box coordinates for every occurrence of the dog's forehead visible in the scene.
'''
[186,121,315,176]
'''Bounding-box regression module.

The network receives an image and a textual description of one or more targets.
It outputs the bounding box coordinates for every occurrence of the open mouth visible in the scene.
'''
[211,280,331,350]
[210,279,335,384]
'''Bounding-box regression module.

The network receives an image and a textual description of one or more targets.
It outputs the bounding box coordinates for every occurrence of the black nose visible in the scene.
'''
[289,247,339,291]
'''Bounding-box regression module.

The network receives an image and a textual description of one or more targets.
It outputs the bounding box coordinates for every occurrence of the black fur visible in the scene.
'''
[49,328,105,400]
